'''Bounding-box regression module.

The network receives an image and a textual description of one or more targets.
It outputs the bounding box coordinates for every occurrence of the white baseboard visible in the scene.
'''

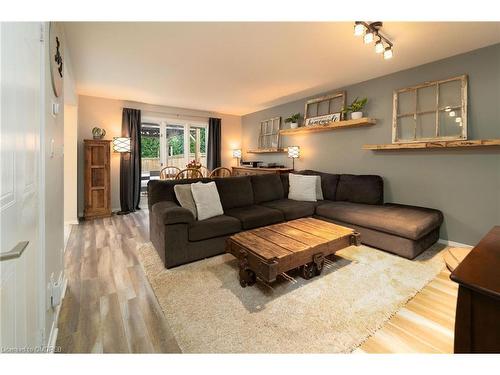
[47,273,68,353]
[438,238,473,248]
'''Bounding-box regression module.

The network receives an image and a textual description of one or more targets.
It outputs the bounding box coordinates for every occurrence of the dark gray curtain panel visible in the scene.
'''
[119,108,141,214]
[207,117,221,170]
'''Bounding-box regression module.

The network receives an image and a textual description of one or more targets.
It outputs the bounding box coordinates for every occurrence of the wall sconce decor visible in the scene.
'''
[354,21,394,60]
[287,145,300,170]
[113,137,131,153]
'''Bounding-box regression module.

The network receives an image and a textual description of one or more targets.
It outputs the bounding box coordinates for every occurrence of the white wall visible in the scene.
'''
[63,32,78,232]
[63,105,78,225]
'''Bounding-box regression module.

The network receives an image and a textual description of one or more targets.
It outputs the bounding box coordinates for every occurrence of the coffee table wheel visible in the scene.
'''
[239,269,256,288]
[314,258,325,276]
[301,263,315,280]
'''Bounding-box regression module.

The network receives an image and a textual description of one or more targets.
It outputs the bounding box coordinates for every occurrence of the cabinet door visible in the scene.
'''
[84,142,110,218]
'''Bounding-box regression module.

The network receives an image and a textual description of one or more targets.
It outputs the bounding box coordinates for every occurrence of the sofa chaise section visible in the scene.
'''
[315,201,443,259]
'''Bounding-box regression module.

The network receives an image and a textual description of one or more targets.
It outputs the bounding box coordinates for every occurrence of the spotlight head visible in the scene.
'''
[375,40,384,53]
[364,31,374,44]
[354,23,365,36]
[383,47,393,59]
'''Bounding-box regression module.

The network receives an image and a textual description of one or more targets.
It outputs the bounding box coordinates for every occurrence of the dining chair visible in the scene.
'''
[175,168,204,180]
[209,167,232,178]
[199,165,211,177]
[160,166,182,180]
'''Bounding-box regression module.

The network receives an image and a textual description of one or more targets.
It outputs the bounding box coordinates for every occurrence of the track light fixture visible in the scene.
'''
[354,21,394,60]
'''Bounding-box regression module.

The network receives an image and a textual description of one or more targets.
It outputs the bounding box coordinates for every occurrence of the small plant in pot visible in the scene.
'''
[285,113,301,129]
[344,97,368,120]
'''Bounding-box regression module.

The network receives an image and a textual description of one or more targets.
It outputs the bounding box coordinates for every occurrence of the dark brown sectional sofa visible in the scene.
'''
[148,171,443,268]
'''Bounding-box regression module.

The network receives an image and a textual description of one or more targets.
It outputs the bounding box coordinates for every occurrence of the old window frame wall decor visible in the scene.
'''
[304,91,346,127]
[392,75,468,143]
[258,116,282,150]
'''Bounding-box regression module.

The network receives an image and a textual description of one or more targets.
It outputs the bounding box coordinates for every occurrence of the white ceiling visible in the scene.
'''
[64,22,500,115]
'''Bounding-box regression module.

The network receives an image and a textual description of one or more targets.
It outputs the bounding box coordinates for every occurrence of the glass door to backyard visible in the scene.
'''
[141,117,208,195]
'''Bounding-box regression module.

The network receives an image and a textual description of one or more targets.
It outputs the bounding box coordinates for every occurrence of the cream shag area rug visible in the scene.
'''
[138,242,446,353]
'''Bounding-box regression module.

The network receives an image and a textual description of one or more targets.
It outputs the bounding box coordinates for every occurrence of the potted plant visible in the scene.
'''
[343,97,368,120]
[285,113,301,129]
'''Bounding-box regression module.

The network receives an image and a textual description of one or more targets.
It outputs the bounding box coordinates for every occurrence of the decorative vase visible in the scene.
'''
[92,127,106,139]
[290,122,298,129]
[351,112,363,120]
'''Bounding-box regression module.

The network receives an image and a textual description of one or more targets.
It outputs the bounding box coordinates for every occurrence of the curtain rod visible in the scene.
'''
[138,108,213,120]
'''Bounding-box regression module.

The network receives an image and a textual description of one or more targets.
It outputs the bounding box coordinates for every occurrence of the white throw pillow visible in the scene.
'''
[288,173,318,202]
[190,181,224,220]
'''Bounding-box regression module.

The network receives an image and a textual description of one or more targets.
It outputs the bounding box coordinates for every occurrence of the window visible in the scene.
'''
[393,75,468,143]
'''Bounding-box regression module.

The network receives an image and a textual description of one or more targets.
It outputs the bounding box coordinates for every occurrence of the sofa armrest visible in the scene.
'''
[152,201,195,225]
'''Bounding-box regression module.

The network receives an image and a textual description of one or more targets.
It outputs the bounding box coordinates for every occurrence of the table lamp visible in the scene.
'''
[287,146,300,170]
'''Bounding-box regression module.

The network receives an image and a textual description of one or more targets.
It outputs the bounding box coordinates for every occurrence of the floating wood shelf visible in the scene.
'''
[279,117,376,135]
[246,148,288,154]
[363,139,500,150]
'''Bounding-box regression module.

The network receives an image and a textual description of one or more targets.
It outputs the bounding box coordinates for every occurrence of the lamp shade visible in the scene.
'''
[288,146,300,159]
[232,149,242,158]
[113,137,131,152]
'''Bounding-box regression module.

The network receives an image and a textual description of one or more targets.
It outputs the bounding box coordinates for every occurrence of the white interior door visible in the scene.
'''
[0,22,43,351]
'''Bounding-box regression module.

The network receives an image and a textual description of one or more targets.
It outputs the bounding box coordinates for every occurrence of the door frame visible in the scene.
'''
[37,21,47,347]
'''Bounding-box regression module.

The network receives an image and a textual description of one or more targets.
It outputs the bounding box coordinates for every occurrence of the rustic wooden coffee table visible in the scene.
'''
[226,217,361,287]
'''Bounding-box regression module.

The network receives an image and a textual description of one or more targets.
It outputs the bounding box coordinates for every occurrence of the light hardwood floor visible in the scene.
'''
[56,210,180,353]
[358,269,457,353]
[57,210,457,353]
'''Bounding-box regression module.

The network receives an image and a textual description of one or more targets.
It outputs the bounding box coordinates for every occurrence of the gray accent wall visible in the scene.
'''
[242,44,500,245]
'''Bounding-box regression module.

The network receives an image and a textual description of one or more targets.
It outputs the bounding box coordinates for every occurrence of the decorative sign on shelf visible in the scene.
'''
[303,91,346,127]
[305,112,341,127]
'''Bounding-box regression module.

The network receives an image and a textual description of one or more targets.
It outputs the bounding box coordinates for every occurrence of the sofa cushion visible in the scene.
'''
[296,170,339,201]
[251,174,285,203]
[225,205,284,230]
[336,174,383,204]
[188,215,241,241]
[214,176,254,210]
[261,199,315,220]
[280,174,290,197]
[315,201,443,240]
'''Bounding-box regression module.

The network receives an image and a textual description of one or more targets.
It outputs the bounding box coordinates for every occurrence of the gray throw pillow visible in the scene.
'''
[174,184,197,219]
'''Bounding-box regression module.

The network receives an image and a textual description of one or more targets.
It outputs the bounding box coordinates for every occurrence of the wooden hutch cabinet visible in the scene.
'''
[84,139,111,219]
